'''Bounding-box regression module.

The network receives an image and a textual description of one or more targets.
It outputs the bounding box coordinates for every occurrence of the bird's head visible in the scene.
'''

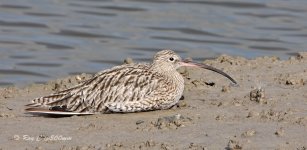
[152,49,237,85]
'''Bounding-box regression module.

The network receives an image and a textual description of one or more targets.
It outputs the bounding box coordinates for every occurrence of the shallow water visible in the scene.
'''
[0,0,306,86]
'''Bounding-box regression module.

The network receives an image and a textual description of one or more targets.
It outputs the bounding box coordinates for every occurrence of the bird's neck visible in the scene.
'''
[150,63,184,86]
[163,70,185,103]
[150,62,175,73]
[161,69,185,87]
[150,63,185,104]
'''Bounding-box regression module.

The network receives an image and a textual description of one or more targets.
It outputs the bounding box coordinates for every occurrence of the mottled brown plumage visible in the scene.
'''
[25,50,237,115]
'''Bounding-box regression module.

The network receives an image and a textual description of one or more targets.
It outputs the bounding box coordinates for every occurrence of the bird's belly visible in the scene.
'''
[168,85,184,108]
[158,76,185,109]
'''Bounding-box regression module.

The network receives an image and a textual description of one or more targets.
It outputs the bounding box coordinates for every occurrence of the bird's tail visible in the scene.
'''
[25,92,71,107]
[25,87,94,115]
[25,107,94,116]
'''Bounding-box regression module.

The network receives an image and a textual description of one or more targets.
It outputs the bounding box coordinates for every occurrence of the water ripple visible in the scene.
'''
[241,38,286,43]
[74,10,117,16]
[151,36,240,45]
[249,46,289,51]
[127,47,186,53]
[25,12,66,17]
[130,0,266,8]
[96,6,147,12]
[0,69,49,77]
[236,12,297,18]
[89,60,123,65]
[0,40,24,45]
[17,62,62,67]
[9,55,35,59]
[178,1,267,8]
[0,4,31,9]
[35,42,74,50]
[0,20,48,28]
[146,27,223,37]
[52,29,127,39]
[0,82,13,86]
[284,34,307,37]
[256,27,302,31]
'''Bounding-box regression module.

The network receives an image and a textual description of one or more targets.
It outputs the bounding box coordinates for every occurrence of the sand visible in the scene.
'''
[0,53,307,150]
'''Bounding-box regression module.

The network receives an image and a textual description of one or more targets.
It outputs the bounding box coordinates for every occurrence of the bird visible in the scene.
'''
[25,50,237,115]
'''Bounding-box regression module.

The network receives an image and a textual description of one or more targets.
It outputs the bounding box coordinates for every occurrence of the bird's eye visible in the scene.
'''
[169,57,174,61]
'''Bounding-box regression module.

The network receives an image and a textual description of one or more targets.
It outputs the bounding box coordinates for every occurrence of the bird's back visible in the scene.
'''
[26,63,173,114]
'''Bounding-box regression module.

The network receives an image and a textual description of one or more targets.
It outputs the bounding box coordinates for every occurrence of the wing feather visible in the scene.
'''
[25,63,167,113]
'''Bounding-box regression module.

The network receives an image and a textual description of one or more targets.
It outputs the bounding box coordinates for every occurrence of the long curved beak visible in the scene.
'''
[179,59,237,85]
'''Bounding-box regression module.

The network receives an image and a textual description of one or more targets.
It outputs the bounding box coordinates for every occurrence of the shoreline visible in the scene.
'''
[1,53,307,149]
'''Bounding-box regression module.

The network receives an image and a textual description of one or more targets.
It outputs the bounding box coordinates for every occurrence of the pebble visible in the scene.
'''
[275,127,284,137]
[136,120,144,125]
[227,140,242,150]
[250,87,266,104]
[222,85,230,92]
[241,129,256,137]
[124,57,134,64]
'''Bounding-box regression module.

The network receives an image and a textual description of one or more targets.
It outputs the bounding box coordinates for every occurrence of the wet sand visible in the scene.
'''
[0,53,306,149]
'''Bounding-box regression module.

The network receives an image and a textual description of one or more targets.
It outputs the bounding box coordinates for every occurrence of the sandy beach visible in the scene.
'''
[0,53,306,150]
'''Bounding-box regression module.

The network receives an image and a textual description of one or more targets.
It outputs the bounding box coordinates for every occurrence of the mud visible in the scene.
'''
[0,53,307,149]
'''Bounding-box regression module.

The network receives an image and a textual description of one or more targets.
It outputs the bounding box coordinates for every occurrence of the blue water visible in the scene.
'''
[0,0,306,86]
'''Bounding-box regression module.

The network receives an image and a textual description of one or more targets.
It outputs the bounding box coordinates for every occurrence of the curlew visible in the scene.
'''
[25,50,237,115]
